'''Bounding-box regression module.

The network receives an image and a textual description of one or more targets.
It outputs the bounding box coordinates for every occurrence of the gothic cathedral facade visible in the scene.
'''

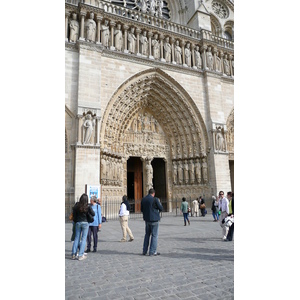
[65,0,234,217]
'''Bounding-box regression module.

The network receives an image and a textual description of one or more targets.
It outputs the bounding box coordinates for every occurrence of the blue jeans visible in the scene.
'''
[212,211,219,220]
[183,213,189,224]
[143,221,159,255]
[72,222,89,257]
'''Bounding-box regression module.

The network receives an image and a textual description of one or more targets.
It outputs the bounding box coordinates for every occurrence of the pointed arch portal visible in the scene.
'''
[100,68,210,202]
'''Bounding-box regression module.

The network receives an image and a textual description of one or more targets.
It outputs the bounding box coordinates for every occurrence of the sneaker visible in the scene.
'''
[78,255,87,261]
[149,252,160,256]
[129,238,134,242]
[86,249,91,253]
[120,239,127,242]
[92,249,97,252]
[72,255,76,260]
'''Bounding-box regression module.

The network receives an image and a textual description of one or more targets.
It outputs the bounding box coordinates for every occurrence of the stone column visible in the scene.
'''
[160,34,165,62]
[171,37,176,64]
[110,21,116,50]
[96,16,103,44]
[123,24,129,53]
[65,12,70,42]
[136,28,141,56]
[182,41,187,67]
[96,118,101,145]
[79,12,86,41]
[148,32,153,59]
[201,45,207,70]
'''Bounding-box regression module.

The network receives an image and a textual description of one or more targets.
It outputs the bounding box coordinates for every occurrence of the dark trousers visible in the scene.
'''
[86,226,98,250]
[227,223,234,241]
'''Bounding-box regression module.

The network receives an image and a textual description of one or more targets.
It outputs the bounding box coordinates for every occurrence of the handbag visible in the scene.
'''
[87,209,94,223]
[69,212,73,221]
[199,203,205,210]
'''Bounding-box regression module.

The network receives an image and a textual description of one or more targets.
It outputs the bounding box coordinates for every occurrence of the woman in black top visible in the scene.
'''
[71,194,95,260]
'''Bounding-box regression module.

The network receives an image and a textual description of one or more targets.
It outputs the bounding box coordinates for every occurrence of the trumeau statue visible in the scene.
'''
[85,13,96,42]
[69,13,79,43]
[83,113,95,144]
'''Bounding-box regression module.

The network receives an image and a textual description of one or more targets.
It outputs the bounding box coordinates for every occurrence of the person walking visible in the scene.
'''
[141,188,163,256]
[86,196,102,252]
[218,191,229,241]
[181,197,190,226]
[71,193,95,260]
[119,195,134,242]
[211,195,219,221]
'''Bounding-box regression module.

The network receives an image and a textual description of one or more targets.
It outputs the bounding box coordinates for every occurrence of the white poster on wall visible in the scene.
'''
[85,184,101,202]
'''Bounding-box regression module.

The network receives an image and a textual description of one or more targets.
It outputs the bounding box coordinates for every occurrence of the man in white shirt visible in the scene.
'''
[218,191,229,240]
[119,195,134,242]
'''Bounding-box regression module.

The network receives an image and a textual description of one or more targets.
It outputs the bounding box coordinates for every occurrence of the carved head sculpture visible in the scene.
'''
[90,12,94,20]
[72,13,77,20]
[154,33,158,39]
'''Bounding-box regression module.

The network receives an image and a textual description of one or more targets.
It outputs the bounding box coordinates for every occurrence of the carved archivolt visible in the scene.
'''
[100,68,209,160]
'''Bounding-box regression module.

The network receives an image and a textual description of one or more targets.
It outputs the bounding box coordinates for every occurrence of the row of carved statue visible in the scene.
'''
[66,12,234,75]
[101,154,124,186]
[172,158,208,185]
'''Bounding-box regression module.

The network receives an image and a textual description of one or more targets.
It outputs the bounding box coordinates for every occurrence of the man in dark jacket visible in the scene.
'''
[141,188,163,256]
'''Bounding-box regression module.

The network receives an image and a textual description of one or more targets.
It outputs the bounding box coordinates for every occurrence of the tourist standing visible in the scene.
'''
[119,195,134,242]
[141,189,163,256]
[181,197,190,226]
[71,193,95,260]
[211,195,219,221]
[219,191,229,240]
[86,196,102,252]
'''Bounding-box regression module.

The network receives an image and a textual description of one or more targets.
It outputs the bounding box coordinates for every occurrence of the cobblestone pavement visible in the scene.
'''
[65,215,234,300]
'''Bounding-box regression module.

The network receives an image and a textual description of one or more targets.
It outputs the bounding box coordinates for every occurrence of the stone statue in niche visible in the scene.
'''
[101,156,107,183]
[164,37,172,63]
[128,27,137,53]
[69,13,79,43]
[85,13,96,42]
[185,43,191,67]
[183,160,189,184]
[140,30,149,56]
[149,0,156,15]
[223,54,230,75]
[201,157,208,183]
[215,126,226,151]
[140,0,148,13]
[195,159,201,184]
[177,161,183,185]
[83,113,95,144]
[172,161,178,185]
[152,34,160,59]
[189,160,195,184]
[206,46,213,70]
[194,45,202,69]
[114,23,123,51]
[157,0,163,17]
[215,54,221,72]
[174,40,182,64]
[101,20,110,47]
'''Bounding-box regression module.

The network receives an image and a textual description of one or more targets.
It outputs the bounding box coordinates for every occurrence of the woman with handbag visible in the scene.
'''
[71,193,95,261]
[199,197,206,217]
[211,195,219,221]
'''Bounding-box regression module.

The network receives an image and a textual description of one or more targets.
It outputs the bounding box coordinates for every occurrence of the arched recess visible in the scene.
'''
[100,68,210,200]
[210,14,222,37]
